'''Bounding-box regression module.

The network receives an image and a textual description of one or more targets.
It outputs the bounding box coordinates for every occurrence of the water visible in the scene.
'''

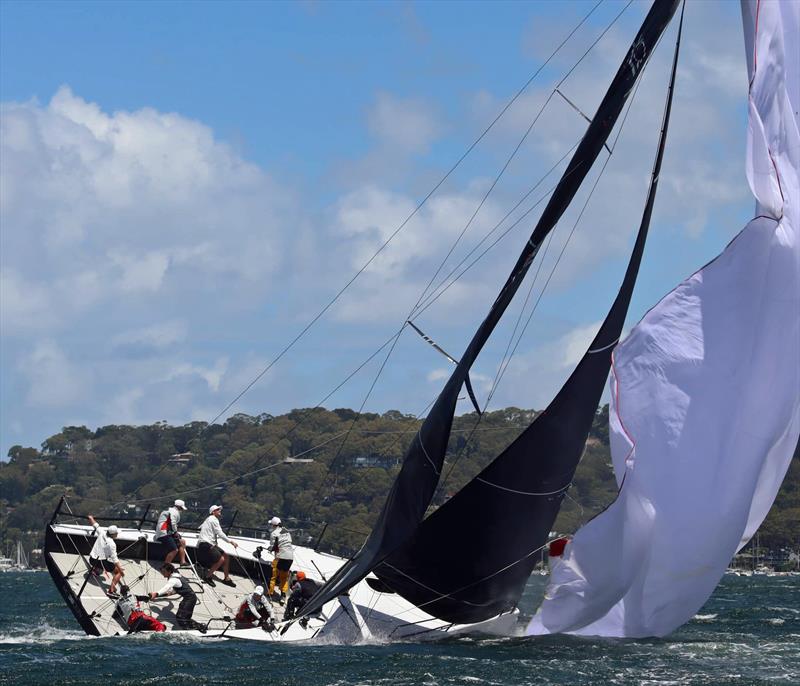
[1,572,797,685]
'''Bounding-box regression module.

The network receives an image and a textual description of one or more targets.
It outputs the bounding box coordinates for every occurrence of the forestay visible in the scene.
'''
[528,0,800,638]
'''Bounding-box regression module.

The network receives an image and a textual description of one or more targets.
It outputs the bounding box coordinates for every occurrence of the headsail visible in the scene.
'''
[527,0,800,638]
[374,4,685,624]
[299,0,681,620]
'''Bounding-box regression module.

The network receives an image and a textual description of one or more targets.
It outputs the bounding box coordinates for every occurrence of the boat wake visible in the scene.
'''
[0,623,87,645]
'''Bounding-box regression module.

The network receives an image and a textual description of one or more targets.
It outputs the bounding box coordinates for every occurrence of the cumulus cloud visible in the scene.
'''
[367,91,443,153]
[0,1,754,457]
[112,320,188,356]
[0,86,297,338]
[18,341,84,408]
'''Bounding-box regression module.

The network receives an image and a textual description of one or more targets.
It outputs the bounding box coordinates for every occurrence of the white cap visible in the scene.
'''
[269,516,281,526]
[254,585,264,595]
[174,499,187,510]
[209,504,222,514]
[107,525,119,536]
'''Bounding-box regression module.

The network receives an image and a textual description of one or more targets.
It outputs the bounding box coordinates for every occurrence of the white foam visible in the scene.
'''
[0,623,88,645]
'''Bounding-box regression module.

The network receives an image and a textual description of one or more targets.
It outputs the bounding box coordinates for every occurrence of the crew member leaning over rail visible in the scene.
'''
[87,514,124,594]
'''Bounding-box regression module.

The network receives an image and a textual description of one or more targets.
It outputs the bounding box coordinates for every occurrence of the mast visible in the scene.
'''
[375,5,686,622]
[299,0,681,621]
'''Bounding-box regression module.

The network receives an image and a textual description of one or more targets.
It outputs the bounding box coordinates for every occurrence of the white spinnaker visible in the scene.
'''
[527,0,799,638]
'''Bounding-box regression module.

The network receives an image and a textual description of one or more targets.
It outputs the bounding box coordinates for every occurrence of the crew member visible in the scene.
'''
[267,516,294,603]
[284,571,320,620]
[154,499,188,565]
[87,514,124,594]
[234,585,275,631]
[149,562,206,632]
[115,585,165,632]
[197,504,238,587]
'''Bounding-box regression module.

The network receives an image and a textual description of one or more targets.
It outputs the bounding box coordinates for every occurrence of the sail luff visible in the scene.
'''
[527,0,800,638]
[373,3,686,624]
[299,0,680,621]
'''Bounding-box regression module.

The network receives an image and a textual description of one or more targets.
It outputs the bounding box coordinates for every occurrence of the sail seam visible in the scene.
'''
[588,338,620,354]
[474,477,570,496]
[418,433,440,475]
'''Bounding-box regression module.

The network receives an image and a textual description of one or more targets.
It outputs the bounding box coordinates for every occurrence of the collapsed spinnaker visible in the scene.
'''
[373,4,685,624]
[299,0,681,621]
[528,0,800,638]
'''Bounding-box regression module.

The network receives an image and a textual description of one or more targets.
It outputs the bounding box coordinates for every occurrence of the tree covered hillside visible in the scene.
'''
[1,406,796,557]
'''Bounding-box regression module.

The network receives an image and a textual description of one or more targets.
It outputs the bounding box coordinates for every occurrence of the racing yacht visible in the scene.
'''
[45,498,518,642]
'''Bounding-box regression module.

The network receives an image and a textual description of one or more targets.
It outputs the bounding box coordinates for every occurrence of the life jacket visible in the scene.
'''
[235,601,256,623]
[155,509,174,538]
[128,610,166,632]
[171,572,195,598]
[269,527,294,559]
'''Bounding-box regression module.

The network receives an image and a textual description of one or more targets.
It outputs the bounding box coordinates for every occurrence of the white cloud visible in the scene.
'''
[367,91,443,153]
[18,341,84,408]
[112,320,188,351]
[0,86,298,338]
[560,320,602,369]
[427,368,449,382]
[0,270,54,332]
[164,358,229,393]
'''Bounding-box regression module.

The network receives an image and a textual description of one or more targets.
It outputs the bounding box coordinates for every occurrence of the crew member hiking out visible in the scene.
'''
[87,514,124,594]
[197,505,238,587]
[115,585,165,633]
[154,499,188,566]
[234,585,275,631]
[284,571,320,621]
[267,516,294,603]
[149,562,206,632]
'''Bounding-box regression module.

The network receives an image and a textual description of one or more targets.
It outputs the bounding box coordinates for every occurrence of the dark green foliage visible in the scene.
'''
[1,407,796,558]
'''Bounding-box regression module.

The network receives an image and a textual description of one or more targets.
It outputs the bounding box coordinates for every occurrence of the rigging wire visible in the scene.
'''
[202,0,608,430]
[424,32,654,513]
[294,3,640,510]
[410,0,634,320]
[100,0,634,517]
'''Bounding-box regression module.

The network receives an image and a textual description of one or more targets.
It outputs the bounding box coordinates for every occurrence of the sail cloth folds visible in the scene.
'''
[374,4,686,625]
[528,0,800,638]
[298,0,681,621]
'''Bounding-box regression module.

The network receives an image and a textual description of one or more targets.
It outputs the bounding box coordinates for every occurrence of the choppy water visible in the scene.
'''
[1,571,797,685]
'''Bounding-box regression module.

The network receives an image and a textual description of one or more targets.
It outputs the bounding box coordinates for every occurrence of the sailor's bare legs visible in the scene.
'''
[164,539,187,565]
[209,551,227,578]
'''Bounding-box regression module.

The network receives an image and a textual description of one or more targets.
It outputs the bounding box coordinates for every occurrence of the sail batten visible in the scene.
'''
[299,0,681,621]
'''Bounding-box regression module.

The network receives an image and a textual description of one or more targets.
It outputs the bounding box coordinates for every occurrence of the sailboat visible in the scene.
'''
[0,542,31,572]
[44,0,797,642]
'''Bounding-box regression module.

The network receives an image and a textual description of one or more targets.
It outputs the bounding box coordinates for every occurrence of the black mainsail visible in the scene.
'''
[373,5,685,623]
[300,0,680,620]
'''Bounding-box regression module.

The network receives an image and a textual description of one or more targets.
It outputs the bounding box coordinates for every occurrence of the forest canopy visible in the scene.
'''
[1,405,797,558]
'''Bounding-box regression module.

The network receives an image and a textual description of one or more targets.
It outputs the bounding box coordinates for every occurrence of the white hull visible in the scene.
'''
[46,523,518,643]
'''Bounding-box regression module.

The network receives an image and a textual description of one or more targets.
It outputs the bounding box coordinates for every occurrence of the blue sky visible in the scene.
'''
[1,0,753,458]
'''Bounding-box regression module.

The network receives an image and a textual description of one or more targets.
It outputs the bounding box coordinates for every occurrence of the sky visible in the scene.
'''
[0,0,754,459]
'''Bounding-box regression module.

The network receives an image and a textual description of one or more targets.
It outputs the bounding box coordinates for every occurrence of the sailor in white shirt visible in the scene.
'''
[234,585,275,630]
[87,514,125,594]
[197,504,238,587]
[267,516,294,602]
[149,562,205,632]
[154,498,188,565]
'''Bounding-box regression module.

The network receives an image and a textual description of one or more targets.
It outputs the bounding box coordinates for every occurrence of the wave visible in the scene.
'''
[0,623,87,645]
